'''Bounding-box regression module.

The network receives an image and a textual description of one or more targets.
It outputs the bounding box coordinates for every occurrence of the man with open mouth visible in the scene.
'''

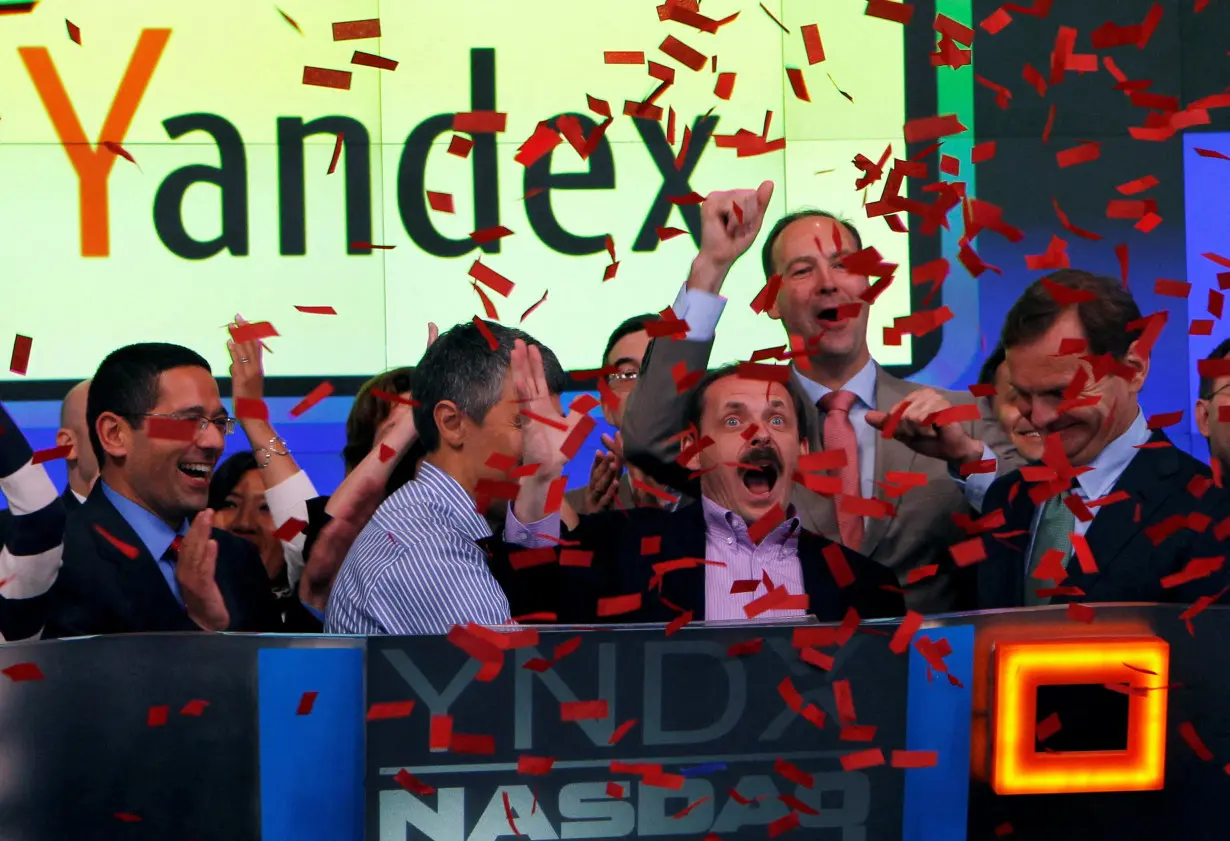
[619,180,1023,615]
[0,343,294,640]
[503,355,904,625]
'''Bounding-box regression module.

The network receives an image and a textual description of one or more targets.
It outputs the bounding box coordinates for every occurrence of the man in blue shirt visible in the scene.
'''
[0,343,286,639]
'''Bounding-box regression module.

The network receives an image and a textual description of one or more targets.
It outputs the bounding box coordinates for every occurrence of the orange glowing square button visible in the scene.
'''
[991,637,1168,795]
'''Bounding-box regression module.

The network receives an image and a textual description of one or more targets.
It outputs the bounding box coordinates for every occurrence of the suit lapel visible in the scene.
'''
[862,368,915,557]
[655,503,710,620]
[85,488,193,631]
[1080,431,1181,571]
[797,531,843,619]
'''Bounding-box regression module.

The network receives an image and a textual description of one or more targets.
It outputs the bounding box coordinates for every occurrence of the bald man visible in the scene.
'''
[55,380,98,509]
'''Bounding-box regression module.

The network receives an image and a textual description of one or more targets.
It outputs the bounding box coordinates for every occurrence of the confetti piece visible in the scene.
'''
[759,2,790,32]
[429,715,453,750]
[303,67,352,90]
[518,755,555,776]
[352,51,398,71]
[7,333,31,375]
[1195,148,1230,161]
[1056,142,1100,168]
[889,611,923,654]
[350,241,395,250]
[833,679,857,724]
[469,261,515,297]
[179,699,209,716]
[395,769,435,795]
[147,705,169,727]
[276,7,302,34]
[786,67,810,102]
[769,812,800,837]
[289,382,334,417]
[604,51,645,64]
[904,114,967,143]
[271,517,307,542]
[65,19,80,45]
[333,19,380,40]
[1041,103,1056,143]
[447,135,474,158]
[659,35,707,71]
[2,662,44,682]
[323,130,347,174]
[447,115,505,140]
[30,444,71,465]
[1067,603,1095,623]
[841,748,886,771]
[981,7,1012,33]
[296,691,318,715]
[891,750,938,768]
[866,0,915,25]
[367,701,416,721]
[1178,721,1214,760]
[451,732,494,755]
[597,593,642,617]
[115,814,142,823]
[559,700,609,722]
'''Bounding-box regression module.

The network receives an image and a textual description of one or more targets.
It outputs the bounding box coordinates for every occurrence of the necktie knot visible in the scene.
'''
[163,535,183,562]
[820,389,857,415]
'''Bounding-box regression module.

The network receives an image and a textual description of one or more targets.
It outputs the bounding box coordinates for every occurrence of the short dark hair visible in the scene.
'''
[1199,337,1230,400]
[87,343,212,466]
[1001,269,1142,359]
[208,450,258,511]
[412,320,567,453]
[602,313,661,367]
[342,367,414,473]
[760,209,864,279]
[684,364,811,443]
[978,342,1007,389]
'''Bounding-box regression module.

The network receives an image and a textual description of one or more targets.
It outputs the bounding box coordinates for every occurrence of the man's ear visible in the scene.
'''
[95,413,130,460]
[1122,342,1151,393]
[1196,399,1212,439]
[55,428,76,461]
[433,400,466,449]
[679,430,703,471]
[798,435,811,456]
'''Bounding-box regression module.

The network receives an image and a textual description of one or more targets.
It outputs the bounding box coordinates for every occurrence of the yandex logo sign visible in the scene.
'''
[16,30,716,261]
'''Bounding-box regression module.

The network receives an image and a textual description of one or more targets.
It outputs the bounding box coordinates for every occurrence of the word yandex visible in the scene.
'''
[18,30,716,260]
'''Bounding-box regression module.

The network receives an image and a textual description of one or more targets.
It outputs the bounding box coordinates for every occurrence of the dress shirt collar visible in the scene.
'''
[793,357,877,411]
[414,461,493,542]
[1074,409,1150,502]
[100,481,187,559]
[700,495,800,546]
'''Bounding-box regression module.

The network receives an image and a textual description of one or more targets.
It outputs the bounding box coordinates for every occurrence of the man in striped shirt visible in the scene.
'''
[0,401,66,641]
[326,321,568,635]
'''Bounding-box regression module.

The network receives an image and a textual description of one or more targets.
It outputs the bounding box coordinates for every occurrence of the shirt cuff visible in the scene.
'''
[671,284,727,342]
[265,470,318,539]
[948,444,997,513]
[301,600,326,623]
[504,504,562,548]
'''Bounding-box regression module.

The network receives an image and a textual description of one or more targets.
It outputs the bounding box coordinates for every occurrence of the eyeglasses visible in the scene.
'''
[132,412,237,436]
[1202,383,1230,401]
[605,369,640,392]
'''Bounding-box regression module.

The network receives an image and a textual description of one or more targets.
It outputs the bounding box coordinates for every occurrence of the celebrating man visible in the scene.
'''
[622,181,1019,613]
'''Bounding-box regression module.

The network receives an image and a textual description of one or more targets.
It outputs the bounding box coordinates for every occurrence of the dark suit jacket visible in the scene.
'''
[977,430,1230,608]
[44,484,284,638]
[61,486,83,514]
[488,501,904,624]
[621,336,1023,614]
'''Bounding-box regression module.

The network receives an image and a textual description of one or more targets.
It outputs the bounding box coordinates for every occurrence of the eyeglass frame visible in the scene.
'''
[126,412,237,436]
[1200,382,1230,402]
[604,368,641,391]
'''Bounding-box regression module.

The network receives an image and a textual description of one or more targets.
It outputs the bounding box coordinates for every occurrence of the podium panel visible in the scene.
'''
[0,607,1223,840]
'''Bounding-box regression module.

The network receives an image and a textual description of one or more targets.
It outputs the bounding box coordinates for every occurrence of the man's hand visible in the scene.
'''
[511,340,574,477]
[585,449,623,513]
[176,509,230,632]
[865,388,987,469]
[227,314,265,403]
[687,180,775,295]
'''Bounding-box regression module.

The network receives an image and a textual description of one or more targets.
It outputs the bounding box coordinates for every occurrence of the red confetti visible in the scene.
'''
[332,19,381,40]
[351,51,398,71]
[65,19,80,44]
[427,191,454,213]
[840,748,886,771]
[891,750,939,768]
[518,755,555,775]
[597,593,642,617]
[866,0,915,24]
[774,758,814,788]
[303,66,352,90]
[608,718,639,744]
[180,699,209,716]
[453,112,508,134]
[604,51,645,64]
[889,611,923,654]
[289,382,334,417]
[147,705,169,727]
[801,23,825,64]
[296,691,318,715]
[833,679,857,724]
[295,305,337,315]
[367,701,416,721]
[395,769,435,796]
[272,517,307,542]
[9,335,32,375]
[1,662,44,682]
[1178,721,1213,760]
[786,67,810,102]
[276,7,302,34]
[659,35,707,71]
[904,114,966,143]
[31,444,72,465]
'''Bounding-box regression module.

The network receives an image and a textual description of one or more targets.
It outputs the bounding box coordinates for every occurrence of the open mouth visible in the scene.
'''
[178,462,214,482]
[816,307,841,323]
[739,458,781,497]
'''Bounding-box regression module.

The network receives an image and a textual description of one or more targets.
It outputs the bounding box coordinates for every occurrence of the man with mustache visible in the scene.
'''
[621,182,1020,614]
[2,343,287,638]
[502,352,903,624]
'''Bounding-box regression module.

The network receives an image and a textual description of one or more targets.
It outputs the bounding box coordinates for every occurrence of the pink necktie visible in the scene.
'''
[820,389,864,550]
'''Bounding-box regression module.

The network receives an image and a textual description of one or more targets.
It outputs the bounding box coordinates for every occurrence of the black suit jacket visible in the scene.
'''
[489,501,904,624]
[45,484,284,638]
[61,486,83,513]
[977,430,1230,609]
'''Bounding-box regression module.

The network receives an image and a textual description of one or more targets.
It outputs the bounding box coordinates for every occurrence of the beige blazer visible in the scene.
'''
[621,336,1023,614]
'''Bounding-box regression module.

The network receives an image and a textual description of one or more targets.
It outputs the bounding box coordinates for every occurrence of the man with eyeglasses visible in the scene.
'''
[9,343,286,638]
[566,313,677,516]
[1195,337,1230,482]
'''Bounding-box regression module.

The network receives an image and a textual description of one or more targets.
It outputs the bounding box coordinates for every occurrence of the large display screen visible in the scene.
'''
[0,0,917,381]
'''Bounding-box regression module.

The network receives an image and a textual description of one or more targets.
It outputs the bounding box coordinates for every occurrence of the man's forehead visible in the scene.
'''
[774,215,856,260]
[705,377,794,411]
[154,366,222,407]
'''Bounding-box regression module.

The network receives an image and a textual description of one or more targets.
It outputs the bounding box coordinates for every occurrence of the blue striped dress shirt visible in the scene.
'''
[325,461,511,635]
